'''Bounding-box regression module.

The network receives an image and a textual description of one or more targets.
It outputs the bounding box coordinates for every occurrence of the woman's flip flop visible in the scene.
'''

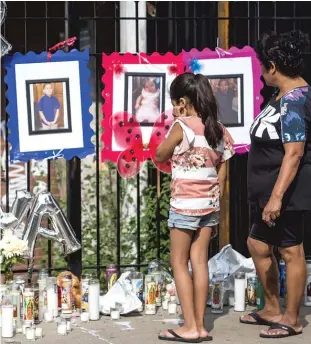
[240,312,274,326]
[259,323,302,339]
[158,329,203,343]
[200,335,213,342]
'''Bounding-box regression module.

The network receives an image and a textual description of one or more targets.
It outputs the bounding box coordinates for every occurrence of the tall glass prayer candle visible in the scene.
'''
[38,278,48,321]
[1,295,14,338]
[46,277,58,317]
[0,284,8,328]
[11,287,21,329]
[234,272,246,312]
[23,285,35,324]
[61,274,73,315]
[88,279,100,320]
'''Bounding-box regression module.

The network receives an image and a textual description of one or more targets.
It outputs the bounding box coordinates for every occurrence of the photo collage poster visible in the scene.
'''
[4,46,262,165]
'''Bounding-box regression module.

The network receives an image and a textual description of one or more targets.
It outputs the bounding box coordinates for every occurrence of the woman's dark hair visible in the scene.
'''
[170,72,223,149]
[255,30,310,78]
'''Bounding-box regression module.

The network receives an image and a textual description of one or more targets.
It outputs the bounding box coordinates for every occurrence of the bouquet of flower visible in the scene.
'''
[0,229,28,274]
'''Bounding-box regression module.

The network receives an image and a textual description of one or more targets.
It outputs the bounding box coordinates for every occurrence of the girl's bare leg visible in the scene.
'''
[160,228,199,340]
[190,226,212,338]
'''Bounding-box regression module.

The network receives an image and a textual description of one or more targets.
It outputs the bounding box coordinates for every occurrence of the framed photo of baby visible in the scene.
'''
[26,78,72,135]
[124,72,166,127]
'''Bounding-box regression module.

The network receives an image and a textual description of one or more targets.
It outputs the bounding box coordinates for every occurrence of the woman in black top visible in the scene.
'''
[240,30,311,338]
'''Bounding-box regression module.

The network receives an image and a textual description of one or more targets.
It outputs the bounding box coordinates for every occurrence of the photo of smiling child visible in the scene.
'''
[37,83,60,130]
[26,78,72,135]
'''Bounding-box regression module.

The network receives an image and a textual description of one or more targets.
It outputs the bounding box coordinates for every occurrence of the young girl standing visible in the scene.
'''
[156,73,235,343]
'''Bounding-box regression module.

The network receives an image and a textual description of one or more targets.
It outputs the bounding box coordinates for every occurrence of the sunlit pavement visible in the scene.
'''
[9,304,311,344]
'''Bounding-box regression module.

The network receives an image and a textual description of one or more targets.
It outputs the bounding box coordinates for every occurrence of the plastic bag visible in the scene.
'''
[206,244,256,305]
[99,271,142,315]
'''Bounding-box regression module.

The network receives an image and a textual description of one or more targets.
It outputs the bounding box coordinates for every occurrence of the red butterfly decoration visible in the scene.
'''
[111,110,174,178]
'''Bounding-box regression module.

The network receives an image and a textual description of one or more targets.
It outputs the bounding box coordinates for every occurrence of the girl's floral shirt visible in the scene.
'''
[170,116,235,216]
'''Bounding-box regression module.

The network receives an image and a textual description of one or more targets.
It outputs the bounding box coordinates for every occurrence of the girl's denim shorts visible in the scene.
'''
[168,209,220,231]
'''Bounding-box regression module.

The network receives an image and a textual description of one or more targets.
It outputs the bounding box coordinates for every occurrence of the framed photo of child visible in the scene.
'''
[101,52,184,163]
[4,49,94,162]
[124,72,166,127]
[208,74,244,127]
[26,78,72,135]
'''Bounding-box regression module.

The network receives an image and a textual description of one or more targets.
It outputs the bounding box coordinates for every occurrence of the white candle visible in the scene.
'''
[23,321,32,334]
[88,281,100,321]
[110,310,120,320]
[228,291,235,307]
[35,327,43,338]
[1,305,14,338]
[44,311,53,323]
[234,273,246,312]
[47,286,58,317]
[38,279,47,322]
[168,302,177,315]
[80,312,89,322]
[162,299,169,310]
[26,327,36,341]
[66,319,71,332]
[16,326,23,334]
[57,322,67,336]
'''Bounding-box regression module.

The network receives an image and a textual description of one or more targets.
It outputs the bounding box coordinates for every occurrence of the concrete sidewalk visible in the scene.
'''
[5,305,311,344]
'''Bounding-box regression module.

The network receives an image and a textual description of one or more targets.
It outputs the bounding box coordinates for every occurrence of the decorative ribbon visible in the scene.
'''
[215,47,233,59]
[234,144,250,152]
[45,149,65,160]
[47,36,77,61]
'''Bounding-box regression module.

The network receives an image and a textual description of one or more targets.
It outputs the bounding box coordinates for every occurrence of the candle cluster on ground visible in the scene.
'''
[3,259,309,341]
[0,269,103,340]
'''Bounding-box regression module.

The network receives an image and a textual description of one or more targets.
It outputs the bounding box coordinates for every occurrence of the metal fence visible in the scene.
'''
[1,1,311,280]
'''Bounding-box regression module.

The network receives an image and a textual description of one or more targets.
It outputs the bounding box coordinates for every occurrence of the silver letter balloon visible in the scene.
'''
[22,191,81,259]
[0,190,33,232]
[0,1,12,57]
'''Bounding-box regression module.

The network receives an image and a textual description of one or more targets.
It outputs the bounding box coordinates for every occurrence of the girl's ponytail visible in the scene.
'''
[193,74,223,149]
[170,73,223,149]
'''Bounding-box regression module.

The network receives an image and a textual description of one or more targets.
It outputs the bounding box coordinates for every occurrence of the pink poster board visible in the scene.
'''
[101,52,184,177]
[182,47,263,154]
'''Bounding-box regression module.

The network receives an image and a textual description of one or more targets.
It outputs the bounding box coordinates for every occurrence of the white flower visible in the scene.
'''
[0,232,28,259]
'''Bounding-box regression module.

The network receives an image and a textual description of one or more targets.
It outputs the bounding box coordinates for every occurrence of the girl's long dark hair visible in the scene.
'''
[170,72,223,149]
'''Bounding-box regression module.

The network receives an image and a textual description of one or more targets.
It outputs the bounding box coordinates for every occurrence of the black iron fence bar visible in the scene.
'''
[273,1,277,32]
[247,2,250,46]
[135,1,142,270]
[5,15,311,20]
[293,2,296,30]
[116,174,121,267]
[93,1,101,280]
[136,175,141,267]
[14,263,152,275]
[65,2,82,278]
